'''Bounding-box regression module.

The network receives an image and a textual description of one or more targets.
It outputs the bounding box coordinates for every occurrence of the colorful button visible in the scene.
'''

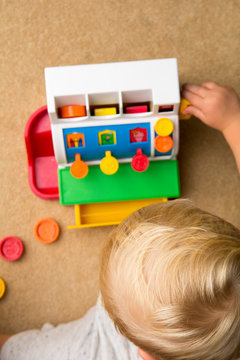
[131,149,149,172]
[125,105,148,114]
[155,118,174,136]
[0,278,6,299]
[59,105,86,118]
[100,151,119,175]
[94,107,117,116]
[34,218,60,244]
[70,154,89,179]
[0,236,24,261]
[155,135,173,153]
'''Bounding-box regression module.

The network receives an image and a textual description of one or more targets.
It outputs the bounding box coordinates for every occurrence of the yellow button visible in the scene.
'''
[94,107,117,116]
[100,151,119,175]
[0,277,6,299]
[155,118,174,136]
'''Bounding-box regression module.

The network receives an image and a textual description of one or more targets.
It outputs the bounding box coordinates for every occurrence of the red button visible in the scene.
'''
[0,237,24,261]
[131,149,149,172]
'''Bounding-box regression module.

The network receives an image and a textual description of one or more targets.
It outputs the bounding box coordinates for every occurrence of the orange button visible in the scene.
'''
[59,105,86,118]
[155,136,173,153]
[34,218,60,244]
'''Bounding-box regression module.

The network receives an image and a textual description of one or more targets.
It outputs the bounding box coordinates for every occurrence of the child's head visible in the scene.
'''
[100,199,240,360]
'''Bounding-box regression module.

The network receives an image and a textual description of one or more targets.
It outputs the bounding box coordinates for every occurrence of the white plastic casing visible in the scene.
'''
[45,58,180,166]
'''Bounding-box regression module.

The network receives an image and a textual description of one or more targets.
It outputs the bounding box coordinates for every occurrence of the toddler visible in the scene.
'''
[100,199,240,360]
[2,199,240,360]
[0,82,240,360]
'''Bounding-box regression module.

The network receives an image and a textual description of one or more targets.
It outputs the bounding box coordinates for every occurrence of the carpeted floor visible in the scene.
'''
[0,0,240,333]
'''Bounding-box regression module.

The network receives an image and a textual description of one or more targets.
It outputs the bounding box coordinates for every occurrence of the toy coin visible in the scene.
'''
[0,236,24,261]
[34,218,60,244]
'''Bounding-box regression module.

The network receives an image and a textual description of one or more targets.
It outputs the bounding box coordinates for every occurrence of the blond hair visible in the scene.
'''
[100,199,240,360]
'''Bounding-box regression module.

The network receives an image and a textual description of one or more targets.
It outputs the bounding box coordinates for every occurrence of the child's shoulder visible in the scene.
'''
[1,295,140,360]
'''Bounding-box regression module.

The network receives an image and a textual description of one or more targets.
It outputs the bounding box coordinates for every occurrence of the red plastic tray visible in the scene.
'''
[25,106,59,199]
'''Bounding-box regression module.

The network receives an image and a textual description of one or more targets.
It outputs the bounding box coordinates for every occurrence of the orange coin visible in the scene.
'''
[155,135,173,153]
[34,218,60,244]
[59,105,86,118]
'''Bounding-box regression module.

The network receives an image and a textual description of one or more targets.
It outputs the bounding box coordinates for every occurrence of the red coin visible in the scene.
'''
[0,236,24,261]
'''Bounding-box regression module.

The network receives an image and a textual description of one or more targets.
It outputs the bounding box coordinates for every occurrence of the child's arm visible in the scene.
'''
[0,334,11,349]
[182,82,240,173]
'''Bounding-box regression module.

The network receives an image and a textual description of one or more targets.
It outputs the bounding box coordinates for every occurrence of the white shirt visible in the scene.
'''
[1,297,141,360]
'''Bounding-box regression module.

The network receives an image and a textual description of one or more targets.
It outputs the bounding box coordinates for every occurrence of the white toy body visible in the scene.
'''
[45,59,180,168]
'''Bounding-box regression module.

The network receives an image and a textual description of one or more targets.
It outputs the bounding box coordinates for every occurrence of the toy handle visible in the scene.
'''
[70,154,89,179]
[131,149,149,172]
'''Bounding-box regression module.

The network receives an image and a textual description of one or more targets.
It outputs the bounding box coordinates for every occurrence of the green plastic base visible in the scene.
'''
[59,160,180,205]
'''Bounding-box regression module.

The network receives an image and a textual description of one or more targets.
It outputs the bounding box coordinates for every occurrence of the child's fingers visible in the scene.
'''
[201,81,218,90]
[183,105,205,121]
[182,83,209,98]
[182,89,204,108]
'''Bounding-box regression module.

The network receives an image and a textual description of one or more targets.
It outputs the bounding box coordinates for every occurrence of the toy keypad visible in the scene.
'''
[0,277,6,299]
[155,118,174,136]
[34,218,60,244]
[131,149,149,172]
[155,136,173,153]
[70,154,89,179]
[100,151,119,175]
[0,236,24,261]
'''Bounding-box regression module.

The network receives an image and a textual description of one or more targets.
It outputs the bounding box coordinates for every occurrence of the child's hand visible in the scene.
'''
[182,81,240,173]
[181,82,240,132]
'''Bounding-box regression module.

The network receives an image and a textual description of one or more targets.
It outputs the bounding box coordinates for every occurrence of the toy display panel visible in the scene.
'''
[63,123,151,163]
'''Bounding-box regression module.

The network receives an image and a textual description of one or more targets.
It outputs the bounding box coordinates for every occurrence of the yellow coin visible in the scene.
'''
[155,118,174,136]
[0,277,6,299]
[179,98,192,119]
[100,151,119,175]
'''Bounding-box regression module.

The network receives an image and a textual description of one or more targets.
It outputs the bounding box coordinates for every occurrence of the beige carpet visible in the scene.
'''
[0,0,240,333]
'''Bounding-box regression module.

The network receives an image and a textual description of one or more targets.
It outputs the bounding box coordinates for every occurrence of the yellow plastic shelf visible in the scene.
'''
[67,198,167,228]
